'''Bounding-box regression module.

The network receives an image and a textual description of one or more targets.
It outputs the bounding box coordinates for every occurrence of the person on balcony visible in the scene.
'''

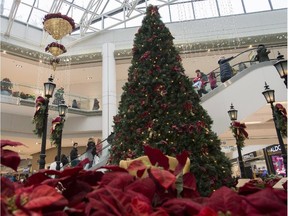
[255,44,270,62]
[218,56,234,83]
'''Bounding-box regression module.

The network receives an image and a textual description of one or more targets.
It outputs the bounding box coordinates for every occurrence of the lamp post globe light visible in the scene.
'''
[273,59,287,88]
[228,103,246,178]
[262,82,287,176]
[56,100,68,171]
[39,76,56,170]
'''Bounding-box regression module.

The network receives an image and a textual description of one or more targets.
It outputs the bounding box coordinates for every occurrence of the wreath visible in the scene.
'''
[274,103,287,138]
[50,116,64,147]
[32,96,46,137]
[230,121,249,149]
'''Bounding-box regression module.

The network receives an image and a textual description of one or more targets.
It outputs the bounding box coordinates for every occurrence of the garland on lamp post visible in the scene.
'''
[32,96,46,138]
[50,116,64,147]
[274,103,287,138]
[230,121,249,149]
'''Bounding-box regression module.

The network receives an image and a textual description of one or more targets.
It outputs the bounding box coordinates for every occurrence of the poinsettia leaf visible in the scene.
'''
[196,207,218,216]
[205,186,245,215]
[144,145,169,169]
[150,168,176,189]
[78,158,90,167]
[136,169,146,178]
[100,172,135,189]
[1,176,16,197]
[0,149,21,171]
[161,198,202,215]
[0,139,25,148]
[181,173,200,198]
[100,165,129,172]
[127,160,146,171]
[130,196,153,215]
[174,151,188,176]
[24,184,68,209]
[127,160,147,178]
[74,170,104,186]
[125,178,156,201]
[25,172,52,186]
[58,166,83,178]
[183,173,197,190]
[238,182,262,195]
[150,207,169,216]
[62,179,93,206]
[244,187,287,215]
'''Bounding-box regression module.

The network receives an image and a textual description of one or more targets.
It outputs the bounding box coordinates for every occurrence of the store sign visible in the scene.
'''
[266,144,282,155]
[270,145,281,153]
[243,152,256,160]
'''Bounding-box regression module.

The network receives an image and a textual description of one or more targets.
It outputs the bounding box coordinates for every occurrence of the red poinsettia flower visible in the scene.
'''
[0,140,25,171]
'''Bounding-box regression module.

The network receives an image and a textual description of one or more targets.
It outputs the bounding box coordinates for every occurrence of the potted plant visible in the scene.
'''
[1,78,13,95]
[20,92,28,99]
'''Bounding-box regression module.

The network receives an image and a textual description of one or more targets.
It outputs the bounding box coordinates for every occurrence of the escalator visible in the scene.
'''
[201,60,286,136]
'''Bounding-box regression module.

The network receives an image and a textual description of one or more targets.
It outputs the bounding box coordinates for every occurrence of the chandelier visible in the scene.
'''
[43,13,75,40]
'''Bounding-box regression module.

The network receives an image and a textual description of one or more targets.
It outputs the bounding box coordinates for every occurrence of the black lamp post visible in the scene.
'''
[262,82,287,176]
[39,76,56,169]
[56,100,68,171]
[228,103,246,178]
[274,52,287,87]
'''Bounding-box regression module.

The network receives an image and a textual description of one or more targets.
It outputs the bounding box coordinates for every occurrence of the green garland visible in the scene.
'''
[230,121,249,149]
[50,121,64,147]
[274,103,287,138]
[32,104,46,138]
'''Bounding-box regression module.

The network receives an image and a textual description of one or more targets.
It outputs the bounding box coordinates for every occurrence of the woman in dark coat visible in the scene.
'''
[218,56,234,83]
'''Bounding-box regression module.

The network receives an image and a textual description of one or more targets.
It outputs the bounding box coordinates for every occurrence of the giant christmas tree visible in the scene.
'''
[109,5,233,196]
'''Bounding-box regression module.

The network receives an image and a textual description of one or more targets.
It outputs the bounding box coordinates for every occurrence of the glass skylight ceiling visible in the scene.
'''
[1,0,286,37]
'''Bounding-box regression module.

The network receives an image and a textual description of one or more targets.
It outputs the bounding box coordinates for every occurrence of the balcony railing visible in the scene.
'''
[0,82,102,112]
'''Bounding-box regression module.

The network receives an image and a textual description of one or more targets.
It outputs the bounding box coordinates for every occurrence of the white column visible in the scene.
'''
[101,43,117,158]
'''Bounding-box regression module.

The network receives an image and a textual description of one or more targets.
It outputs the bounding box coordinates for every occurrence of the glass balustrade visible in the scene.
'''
[0,82,102,112]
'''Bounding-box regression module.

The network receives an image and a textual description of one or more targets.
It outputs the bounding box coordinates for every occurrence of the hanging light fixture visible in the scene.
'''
[50,58,60,71]
[45,42,67,57]
[43,13,75,40]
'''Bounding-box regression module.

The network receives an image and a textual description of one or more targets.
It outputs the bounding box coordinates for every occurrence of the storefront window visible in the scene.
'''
[271,155,286,176]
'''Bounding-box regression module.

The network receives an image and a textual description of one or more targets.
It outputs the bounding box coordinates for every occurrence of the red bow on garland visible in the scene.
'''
[230,121,249,148]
